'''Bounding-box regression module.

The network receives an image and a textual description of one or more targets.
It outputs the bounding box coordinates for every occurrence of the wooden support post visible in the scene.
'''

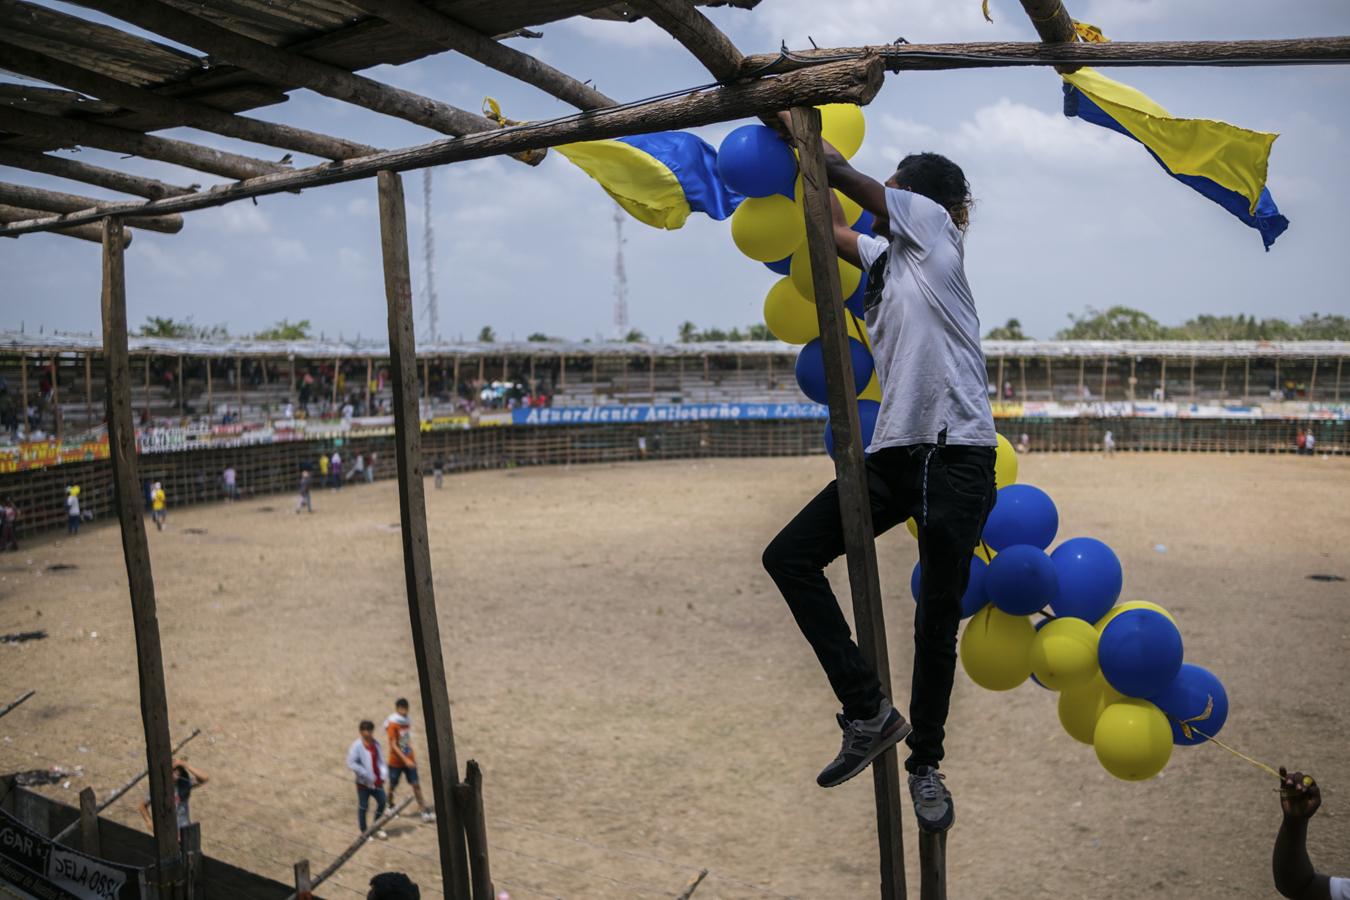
[1189,356,1196,403]
[100,216,183,895]
[453,760,493,900]
[50,354,61,443]
[0,147,193,200]
[205,360,213,420]
[291,798,412,900]
[1160,358,1167,401]
[918,832,947,900]
[1276,358,1281,399]
[425,358,432,405]
[1309,356,1318,403]
[0,181,184,233]
[1019,357,1027,404]
[1076,357,1085,399]
[529,355,536,394]
[789,106,907,900]
[19,354,27,427]
[1219,358,1228,399]
[703,354,710,403]
[366,359,374,416]
[1129,357,1137,402]
[235,357,243,420]
[293,860,313,900]
[558,355,565,391]
[79,787,101,857]
[648,353,656,403]
[177,356,184,415]
[995,356,1004,407]
[1335,357,1343,404]
[1044,356,1054,400]
[143,356,151,421]
[592,355,599,403]
[181,823,202,896]
[289,357,297,400]
[376,171,471,899]
[1100,357,1108,402]
[332,357,341,410]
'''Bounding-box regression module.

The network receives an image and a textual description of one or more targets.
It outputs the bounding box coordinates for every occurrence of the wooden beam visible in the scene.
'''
[100,215,184,894]
[0,58,885,236]
[0,203,131,244]
[0,146,195,199]
[918,832,947,900]
[629,0,743,80]
[738,37,1350,75]
[377,169,471,900]
[293,860,312,900]
[0,689,34,719]
[0,182,183,233]
[453,760,493,900]
[346,0,615,109]
[1018,0,1078,45]
[79,787,101,857]
[289,797,412,899]
[788,105,907,900]
[0,40,377,160]
[73,0,503,141]
[0,106,288,181]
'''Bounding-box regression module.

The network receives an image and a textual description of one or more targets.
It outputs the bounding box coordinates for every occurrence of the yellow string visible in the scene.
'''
[1072,20,1110,43]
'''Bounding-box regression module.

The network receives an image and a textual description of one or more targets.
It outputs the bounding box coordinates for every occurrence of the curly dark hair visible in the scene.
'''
[894,152,973,230]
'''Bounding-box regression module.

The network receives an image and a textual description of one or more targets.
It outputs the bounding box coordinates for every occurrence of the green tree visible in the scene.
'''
[1291,313,1350,340]
[527,332,559,342]
[1056,306,1167,340]
[984,318,1028,340]
[477,326,496,343]
[253,318,312,340]
[138,316,228,340]
[745,323,774,341]
[624,328,647,343]
[678,321,698,343]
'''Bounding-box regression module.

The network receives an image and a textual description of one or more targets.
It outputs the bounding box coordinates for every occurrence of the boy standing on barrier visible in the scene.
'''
[346,719,390,839]
[763,113,996,834]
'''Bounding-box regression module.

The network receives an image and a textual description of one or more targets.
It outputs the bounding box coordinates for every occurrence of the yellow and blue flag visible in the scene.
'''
[556,132,742,230]
[1062,67,1289,249]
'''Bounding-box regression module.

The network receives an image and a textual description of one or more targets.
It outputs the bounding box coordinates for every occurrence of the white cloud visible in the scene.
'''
[208,203,272,236]
[744,0,1021,47]
[560,16,673,49]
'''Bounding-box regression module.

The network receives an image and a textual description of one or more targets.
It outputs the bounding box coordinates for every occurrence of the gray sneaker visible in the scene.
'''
[816,699,911,788]
[908,765,954,832]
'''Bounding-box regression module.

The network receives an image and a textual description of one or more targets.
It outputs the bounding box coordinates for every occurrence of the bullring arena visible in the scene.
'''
[2,448,1348,898]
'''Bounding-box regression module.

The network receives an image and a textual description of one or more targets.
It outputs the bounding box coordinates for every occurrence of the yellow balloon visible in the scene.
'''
[959,606,1034,691]
[906,517,918,539]
[762,277,819,344]
[1095,600,1176,634]
[1030,617,1100,691]
[819,103,865,159]
[789,174,864,226]
[858,372,882,402]
[790,249,862,303]
[1058,672,1125,745]
[731,194,804,262]
[995,432,1019,488]
[973,542,997,563]
[1093,698,1174,781]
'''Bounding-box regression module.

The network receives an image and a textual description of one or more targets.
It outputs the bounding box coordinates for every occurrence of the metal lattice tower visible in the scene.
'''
[612,203,628,339]
[422,167,439,343]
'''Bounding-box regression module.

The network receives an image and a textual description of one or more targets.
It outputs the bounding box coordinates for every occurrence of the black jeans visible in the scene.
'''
[357,785,387,832]
[763,443,996,773]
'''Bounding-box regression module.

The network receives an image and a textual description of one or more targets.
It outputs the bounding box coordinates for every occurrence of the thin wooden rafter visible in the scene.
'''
[0,146,196,198]
[0,201,131,243]
[0,181,182,232]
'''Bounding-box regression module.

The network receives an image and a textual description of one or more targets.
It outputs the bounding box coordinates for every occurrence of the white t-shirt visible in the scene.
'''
[1330,876,1349,900]
[855,188,996,450]
[66,495,79,516]
[1306,433,1317,450]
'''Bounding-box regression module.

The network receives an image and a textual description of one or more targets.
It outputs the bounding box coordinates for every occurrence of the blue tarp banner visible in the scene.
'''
[511,403,828,426]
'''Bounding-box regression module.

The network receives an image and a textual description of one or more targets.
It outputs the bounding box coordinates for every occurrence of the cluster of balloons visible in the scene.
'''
[715,107,882,456]
[909,438,1229,781]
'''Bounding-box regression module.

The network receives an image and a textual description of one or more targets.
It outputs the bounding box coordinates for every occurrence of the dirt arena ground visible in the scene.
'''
[1,452,1347,899]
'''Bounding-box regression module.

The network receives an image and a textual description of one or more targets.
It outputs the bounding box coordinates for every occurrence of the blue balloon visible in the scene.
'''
[717,125,797,198]
[982,484,1059,551]
[1149,663,1228,746]
[1098,609,1184,698]
[984,544,1058,616]
[795,338,872,405]
[824,400,880,459]
[1049,537,1123,622]
[845,272,867,317]
[910,554,989,619]
[764,255,793,275]
[853,209,876,236]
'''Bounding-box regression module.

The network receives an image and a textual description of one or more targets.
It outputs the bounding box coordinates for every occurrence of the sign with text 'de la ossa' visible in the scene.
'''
[0,808,145,900]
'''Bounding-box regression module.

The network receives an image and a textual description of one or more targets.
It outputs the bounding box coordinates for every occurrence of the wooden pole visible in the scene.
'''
[1160,358,1167,401]
[1019,357,1027,404]
[1,202,137,244]
[703,354,709,403]
[0,689,34,719]
[1189,356,1196,403]
[177,355,184,415]
[79,787,101,857]
[1044,356,1054,401]
[918,832,947,900]
[1219,358,1228,399]
[293,860,313,900]
[789,105,907,900]
[1335,357,1343,404]
[235,357,243,420]
[144,356,151,422]
[995,356,1004,407]
[649,353,656,402]
[1309,356,1319,403]
[425,358,432,405]
[1076,357,1084,399]
[558,355,565,391]
[49,354,61,443]
[287,797,413,900]
[592,355,599,403]
[289,357,297,401]
[1129,357,1137,403]
[1243,357,1250,404]
[376,170,471,899]
[366,359,374,416]
[453,760,494,900]
[100,216,183,895]
[0,58,885,237]
[19,354,27,429]
[332,357,341,411]
[206,359,213,420]
[0,147,192,200]
[1100,357,1108,402]
[0,181,183,233]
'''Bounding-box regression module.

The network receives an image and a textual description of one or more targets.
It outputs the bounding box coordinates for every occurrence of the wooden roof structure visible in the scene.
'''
[3,3,1349,899]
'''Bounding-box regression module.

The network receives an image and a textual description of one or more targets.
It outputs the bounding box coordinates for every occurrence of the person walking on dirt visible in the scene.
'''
[150,482,167,531]
[222,465,239,501]
[295,469,314,514]
[1,497,18,551]
[384,698,435,823]
[65,486,81,535]
[330,450,343,490]
[432,456,444,490]
[346,720,390,839]
[1274,768,1347,899]
[762,114,996,835]
[138,758,207,842]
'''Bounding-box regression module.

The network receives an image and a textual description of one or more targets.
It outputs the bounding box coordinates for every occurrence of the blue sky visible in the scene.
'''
[2,0,1348,341]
